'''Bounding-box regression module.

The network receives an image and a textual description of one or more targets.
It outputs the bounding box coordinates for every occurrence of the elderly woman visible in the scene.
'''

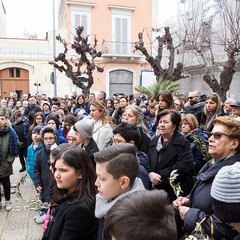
[148,109,194,201]
[90,100,114,150]
[173,116,240,239]
[122,105,150,154]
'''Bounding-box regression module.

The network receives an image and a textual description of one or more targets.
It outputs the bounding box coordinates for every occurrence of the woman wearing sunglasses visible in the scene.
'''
[173,116,240,239]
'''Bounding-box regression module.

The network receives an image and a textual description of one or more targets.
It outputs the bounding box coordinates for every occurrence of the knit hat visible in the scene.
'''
[32,124,45,134]
[42,101,51,108]
[74,116,94,139]
[47,115,60,129]
[211,162,240,222]
[67,126,77,138]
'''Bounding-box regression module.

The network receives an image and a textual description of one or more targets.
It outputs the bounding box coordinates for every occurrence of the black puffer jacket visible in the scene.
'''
[13,117,27,147]
[34,146,53,203]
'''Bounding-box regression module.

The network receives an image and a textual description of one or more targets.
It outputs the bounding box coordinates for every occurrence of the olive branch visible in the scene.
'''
[15,174,48,211]
[190,128,211,161]
[187,217,214,240]
[169,169,183,197]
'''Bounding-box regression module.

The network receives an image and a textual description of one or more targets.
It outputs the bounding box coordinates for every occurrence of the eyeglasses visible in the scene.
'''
[208,132,230,140]
[44,137,55,141]
[188,96,198,100]
[68,138,77,142]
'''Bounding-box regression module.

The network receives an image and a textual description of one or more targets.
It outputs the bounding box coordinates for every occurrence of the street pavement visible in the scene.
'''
[0,158,43,240]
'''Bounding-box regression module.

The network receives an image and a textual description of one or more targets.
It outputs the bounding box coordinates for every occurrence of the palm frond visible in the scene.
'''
[135,78,181,99]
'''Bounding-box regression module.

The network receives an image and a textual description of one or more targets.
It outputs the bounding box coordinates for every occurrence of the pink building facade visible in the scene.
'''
[58,0,152,96]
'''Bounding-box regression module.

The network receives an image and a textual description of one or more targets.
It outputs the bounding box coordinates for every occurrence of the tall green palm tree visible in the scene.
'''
[134,79,181,100]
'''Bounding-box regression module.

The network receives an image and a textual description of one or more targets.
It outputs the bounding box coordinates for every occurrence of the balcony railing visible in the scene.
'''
[101,41,143,58]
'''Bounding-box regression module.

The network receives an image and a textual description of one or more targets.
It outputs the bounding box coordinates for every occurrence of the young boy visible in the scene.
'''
[104,190,177,240]
[26,124,44,181]
[94,143,145,240]
[0,110,19,211]
[34,125,58,224]
[73,116,99,166]
[112,122,150,189]
[12,110,28,172]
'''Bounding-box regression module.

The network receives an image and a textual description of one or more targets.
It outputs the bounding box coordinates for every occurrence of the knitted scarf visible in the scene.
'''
[0,127,19,165]
[95,178,145,218]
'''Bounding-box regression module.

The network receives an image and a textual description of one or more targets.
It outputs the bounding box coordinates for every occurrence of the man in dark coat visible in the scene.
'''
[13,110,28,172]
[23,97,41,118]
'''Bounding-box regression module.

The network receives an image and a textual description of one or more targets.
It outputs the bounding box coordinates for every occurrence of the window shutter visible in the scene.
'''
[122,18,128,54]
[74,15,81,28]
[115,18,121,53]
[82,15,88,37]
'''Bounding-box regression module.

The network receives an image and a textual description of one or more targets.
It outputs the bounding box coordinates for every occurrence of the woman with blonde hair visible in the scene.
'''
[196,93,224,131]
[90,100,114,150]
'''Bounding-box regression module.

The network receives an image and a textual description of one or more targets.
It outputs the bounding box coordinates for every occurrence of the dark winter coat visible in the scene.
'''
[42,193,98,240]
[23,104,41,117]
[148,131,194,201]
[195,109,225,132]
[111,108,123,125]
[184,101,205,116]
[181,152,240,239]
[34,146,52,203]
[81,138,99,167]
[13,117,28,148]
[0,127,19,177]
[137,151,150,189]
[137,127,151,155]
[185,128,209,176]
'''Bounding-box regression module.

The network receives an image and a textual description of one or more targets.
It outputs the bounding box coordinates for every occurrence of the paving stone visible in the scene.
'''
[0,158,43,240]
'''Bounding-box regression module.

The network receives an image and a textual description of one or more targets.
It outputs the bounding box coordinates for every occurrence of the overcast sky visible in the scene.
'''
[3,0,58,38]
[3,0,178,38]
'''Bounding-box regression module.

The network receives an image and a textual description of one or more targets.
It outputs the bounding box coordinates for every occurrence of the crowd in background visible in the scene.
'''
[0,89,240,239]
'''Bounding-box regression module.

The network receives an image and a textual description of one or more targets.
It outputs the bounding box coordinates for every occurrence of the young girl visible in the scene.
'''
[42,147,98,239]
[26,124,44,181]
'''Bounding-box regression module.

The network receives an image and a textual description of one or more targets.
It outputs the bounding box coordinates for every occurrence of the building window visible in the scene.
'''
[9,68,14,78]
[109,70,133,96]
[70,4,92,39]
[16,68,21,77]
[110,7,133,54]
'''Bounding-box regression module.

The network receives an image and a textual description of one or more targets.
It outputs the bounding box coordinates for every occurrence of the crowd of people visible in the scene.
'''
[0,89,239,240]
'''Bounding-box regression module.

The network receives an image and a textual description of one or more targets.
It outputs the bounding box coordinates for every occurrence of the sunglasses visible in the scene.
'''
[208,132,230,140]
[188,96,198,100]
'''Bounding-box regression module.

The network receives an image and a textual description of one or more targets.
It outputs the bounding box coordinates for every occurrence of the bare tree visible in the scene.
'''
[134,27,184,81]
[179,0,240,101]
[49,26,104,94]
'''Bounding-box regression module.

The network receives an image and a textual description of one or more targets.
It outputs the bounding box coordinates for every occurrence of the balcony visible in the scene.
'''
[101,41,143,60]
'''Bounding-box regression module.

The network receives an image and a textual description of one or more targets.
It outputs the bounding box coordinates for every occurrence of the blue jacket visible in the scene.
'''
[26,143,43,181]
[57,128,67,144]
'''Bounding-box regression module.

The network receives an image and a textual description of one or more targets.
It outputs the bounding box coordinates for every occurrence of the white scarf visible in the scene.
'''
[95,178,145,218]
